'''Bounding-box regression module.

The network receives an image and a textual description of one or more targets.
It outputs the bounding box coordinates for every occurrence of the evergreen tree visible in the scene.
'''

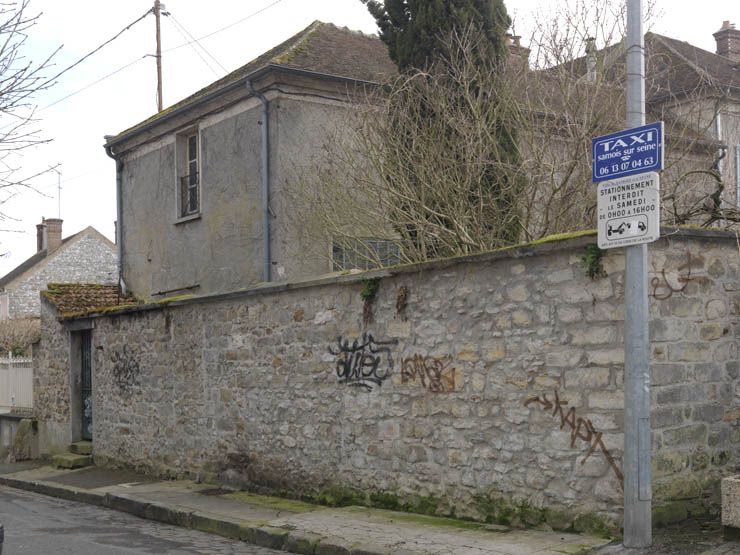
[360,0,524,254]
[361,0,511,72]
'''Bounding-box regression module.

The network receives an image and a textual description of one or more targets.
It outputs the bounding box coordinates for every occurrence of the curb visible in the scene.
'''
[0,476,416,555]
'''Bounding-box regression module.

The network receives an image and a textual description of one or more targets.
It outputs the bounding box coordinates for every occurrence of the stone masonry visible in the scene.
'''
[35,230,740,528]
[5,230,117,318]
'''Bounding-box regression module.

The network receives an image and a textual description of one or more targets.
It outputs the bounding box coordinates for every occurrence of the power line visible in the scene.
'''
[0,7,152,126]
[167,12,227,74]
[39,8,153,91]
[163,0,286,54]
[41,56,147,111]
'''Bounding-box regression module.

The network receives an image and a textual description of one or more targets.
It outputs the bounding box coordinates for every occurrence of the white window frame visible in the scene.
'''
[175,128,201,221]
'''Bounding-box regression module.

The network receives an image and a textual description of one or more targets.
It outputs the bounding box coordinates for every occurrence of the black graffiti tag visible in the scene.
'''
[329,333,398,391]
[524,390,624,487]
[110,345,141,392]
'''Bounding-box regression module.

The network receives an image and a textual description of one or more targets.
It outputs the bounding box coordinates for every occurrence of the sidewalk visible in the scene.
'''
[0,462,610,555]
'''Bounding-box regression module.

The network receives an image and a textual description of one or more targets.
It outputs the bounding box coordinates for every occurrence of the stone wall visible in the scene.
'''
[7,231,116,319]
[33,298,73,452]
[35,231,740,528]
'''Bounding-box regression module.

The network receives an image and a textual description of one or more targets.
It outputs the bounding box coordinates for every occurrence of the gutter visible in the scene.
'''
[103,143,128,295]
[246,80,271,283]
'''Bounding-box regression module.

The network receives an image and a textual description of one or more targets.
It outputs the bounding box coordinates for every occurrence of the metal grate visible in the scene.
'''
[81,330,93,441]
[332,238,400,271]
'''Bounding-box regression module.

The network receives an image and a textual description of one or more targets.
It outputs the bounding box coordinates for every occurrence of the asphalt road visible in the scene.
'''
[0,486,283,555]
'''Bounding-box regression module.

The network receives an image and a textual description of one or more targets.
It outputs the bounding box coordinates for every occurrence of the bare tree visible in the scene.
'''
[0,0,58,226]
[288,0,738,270]
[0,317,40,356]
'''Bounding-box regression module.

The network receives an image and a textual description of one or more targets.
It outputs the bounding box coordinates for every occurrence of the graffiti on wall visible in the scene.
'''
[524,390,624,487]
[651,251,697,300]
[329,333,398,391]
[401,354,456,392]
[111,345,141,392]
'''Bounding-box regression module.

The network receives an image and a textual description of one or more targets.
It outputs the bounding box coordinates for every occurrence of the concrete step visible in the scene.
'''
[69,441,92,455]
[52,453,93,470]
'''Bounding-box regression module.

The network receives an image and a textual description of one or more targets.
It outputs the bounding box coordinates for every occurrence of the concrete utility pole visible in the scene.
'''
[154,0,163,112]
[623,0,652,548]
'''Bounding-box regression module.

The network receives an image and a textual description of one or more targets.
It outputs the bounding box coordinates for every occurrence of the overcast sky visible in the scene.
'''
[0,0,734,276]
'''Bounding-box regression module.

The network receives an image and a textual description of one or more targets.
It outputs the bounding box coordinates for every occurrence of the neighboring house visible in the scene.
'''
[104,22,396,300]
[0,219,118,320]
[104,20,740,301]
[653,22,740,211]
[589,24,740,207]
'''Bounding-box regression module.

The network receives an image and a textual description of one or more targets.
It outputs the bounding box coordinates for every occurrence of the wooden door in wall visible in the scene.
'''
[80,329,93,441]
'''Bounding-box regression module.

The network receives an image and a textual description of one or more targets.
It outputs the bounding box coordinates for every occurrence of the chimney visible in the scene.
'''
[585,37,597,82]
[43,218,63,253]
[36,220,46,252]
[506,33,530,70]
[713,20,740,62]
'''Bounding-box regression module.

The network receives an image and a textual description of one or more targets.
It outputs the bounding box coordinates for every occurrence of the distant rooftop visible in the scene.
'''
[108,21,397,144]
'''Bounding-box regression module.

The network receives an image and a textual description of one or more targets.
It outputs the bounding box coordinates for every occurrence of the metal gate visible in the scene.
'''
[0,354,33,410]
[80,330,92,440]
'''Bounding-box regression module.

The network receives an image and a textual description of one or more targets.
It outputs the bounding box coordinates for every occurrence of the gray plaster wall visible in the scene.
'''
[121,93,352,299]
[120,105,262,298]
[5,231,116,319]
[35,232,740,526]
[270,96,354,281]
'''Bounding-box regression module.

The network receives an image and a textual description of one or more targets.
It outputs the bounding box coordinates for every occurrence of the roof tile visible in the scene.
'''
[42,283,137,317]
[109,21,396,143]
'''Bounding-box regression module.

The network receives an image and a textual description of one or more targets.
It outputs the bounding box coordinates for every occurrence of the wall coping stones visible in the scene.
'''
[59,226,738,322]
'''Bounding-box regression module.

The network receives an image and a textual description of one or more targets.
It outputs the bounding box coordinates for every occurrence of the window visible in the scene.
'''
[178,131,200,218]
[332,238,401,271]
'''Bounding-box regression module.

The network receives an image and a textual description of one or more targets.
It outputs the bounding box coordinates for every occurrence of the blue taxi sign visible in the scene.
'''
[592,122,663,183]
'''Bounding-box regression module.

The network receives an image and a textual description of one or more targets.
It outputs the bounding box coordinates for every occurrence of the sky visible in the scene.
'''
[0,0,735,275]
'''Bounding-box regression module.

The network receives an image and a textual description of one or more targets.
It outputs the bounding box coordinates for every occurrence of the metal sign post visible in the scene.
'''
[623,0,652,547]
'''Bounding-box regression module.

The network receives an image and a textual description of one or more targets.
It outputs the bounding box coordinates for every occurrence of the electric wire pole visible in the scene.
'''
[623,0,652,547]
[154,0,163,112]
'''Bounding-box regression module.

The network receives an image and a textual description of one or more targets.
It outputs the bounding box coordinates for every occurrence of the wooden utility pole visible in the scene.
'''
[154,0,163,112]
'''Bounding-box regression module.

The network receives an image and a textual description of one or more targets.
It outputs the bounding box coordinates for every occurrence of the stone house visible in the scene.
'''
[104,20,740,301]
[607,24,740,213]
[0,219,117,321]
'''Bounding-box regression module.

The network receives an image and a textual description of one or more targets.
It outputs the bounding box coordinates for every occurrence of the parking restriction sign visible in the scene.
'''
[597,172,660,249]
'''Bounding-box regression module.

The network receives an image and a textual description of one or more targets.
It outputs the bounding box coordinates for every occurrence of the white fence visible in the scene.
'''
[0,354,33,410]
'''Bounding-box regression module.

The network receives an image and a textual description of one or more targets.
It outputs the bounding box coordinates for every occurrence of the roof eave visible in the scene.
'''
[104,64,379,153]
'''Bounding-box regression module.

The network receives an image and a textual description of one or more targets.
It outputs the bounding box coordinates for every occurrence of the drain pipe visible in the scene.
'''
[104,143,129,295]
[246,80,271,283]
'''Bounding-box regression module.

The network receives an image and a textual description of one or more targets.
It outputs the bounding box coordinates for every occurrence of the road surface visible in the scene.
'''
[0,485,282,554]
